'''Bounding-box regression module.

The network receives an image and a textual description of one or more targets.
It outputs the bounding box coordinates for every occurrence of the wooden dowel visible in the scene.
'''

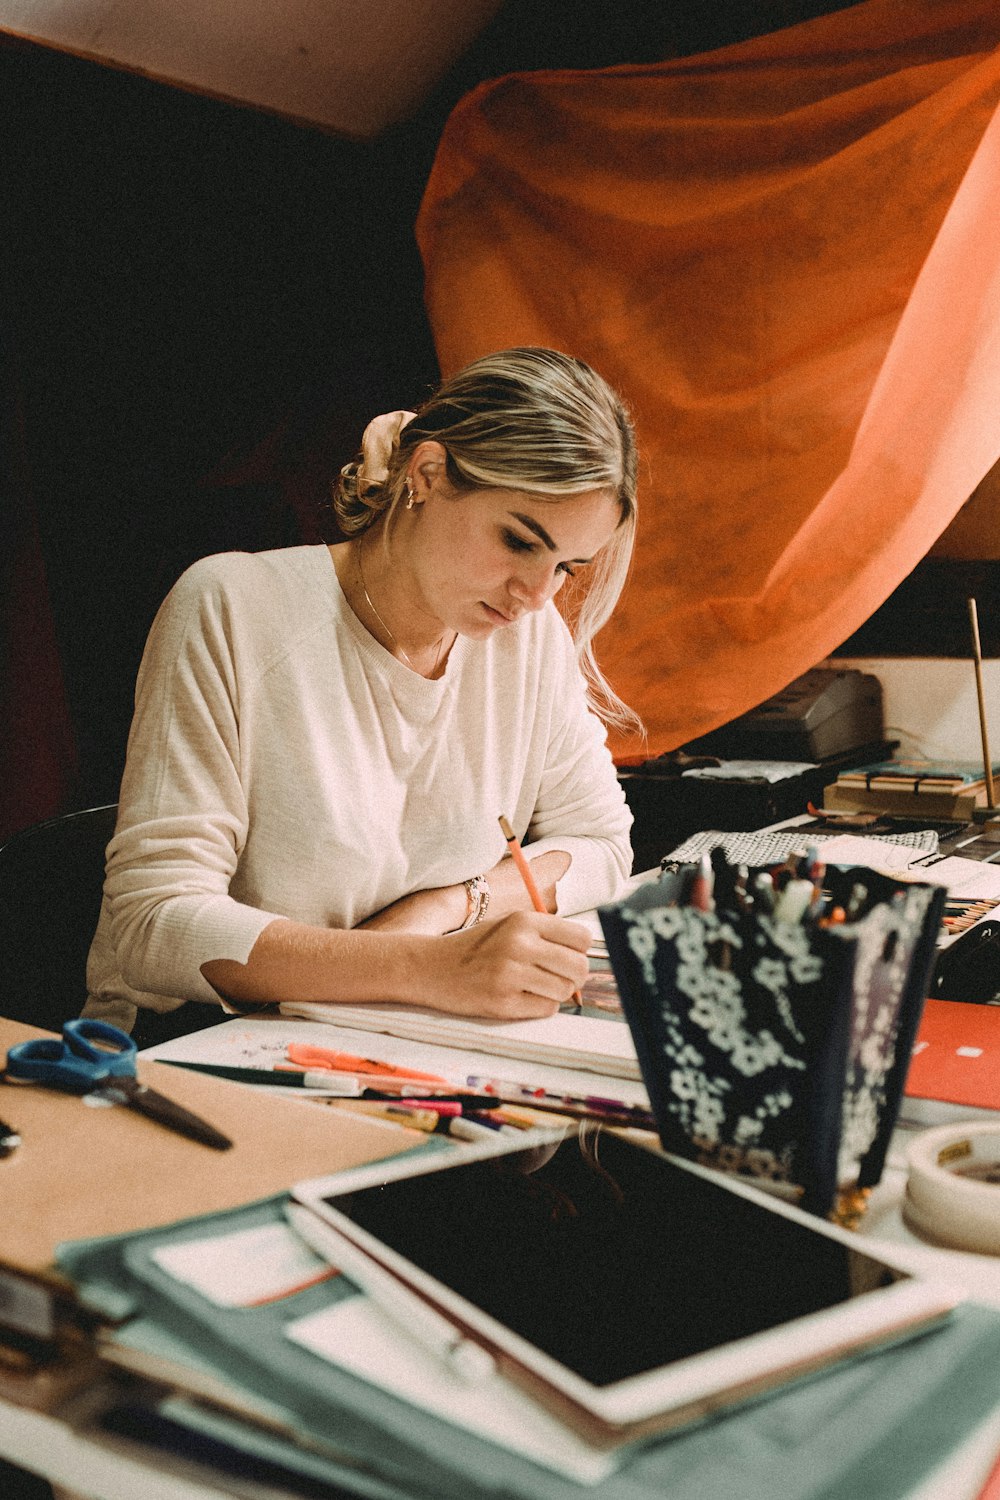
[968,598,996,810]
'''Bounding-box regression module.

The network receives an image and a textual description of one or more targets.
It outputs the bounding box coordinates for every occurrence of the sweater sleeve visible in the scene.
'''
[521,618,634,916]
[100,560,284,1004]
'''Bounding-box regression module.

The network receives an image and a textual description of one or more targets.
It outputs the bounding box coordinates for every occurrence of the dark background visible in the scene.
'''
[0,0,882,832]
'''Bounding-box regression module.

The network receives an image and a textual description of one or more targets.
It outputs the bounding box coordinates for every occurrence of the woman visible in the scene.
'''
[84,347,639,1040]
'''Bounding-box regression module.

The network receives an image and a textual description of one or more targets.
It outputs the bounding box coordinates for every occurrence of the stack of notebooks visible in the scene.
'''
[823,757,1000,820]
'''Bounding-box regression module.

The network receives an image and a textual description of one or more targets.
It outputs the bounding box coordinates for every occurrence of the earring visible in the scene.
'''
[405,477,415,510]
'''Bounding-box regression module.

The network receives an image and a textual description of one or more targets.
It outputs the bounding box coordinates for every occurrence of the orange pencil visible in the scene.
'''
[498,814,547,913]
[498,814,582,1007]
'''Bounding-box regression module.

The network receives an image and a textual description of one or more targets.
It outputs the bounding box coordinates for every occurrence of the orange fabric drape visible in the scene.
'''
[416,0,1000,756]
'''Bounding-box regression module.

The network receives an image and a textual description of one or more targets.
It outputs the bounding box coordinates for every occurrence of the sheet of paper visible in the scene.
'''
[812,834,936,872]
[905,855,1000,898]
[152,1222,334,1307]
[820,838,1000,897]
[144,1017,653,1110]
[681,759,818,782]
[286,1296,621,1485]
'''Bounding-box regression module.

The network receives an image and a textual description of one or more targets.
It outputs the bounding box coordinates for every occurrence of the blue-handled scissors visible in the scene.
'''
[4,1019,232,1151]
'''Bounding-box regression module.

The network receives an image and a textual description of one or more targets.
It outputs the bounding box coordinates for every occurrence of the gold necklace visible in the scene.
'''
[356,545,450,676]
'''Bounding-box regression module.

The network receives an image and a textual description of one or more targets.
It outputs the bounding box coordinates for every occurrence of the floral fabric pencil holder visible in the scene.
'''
[599,861,946,1220]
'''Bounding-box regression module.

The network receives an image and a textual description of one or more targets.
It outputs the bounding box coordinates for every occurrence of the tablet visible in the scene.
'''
[291,1130,959,1445]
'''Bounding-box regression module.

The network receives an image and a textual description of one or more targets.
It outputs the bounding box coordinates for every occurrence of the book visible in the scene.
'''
[0,1018,425,1345]
[836,758,998,793]
[822,779,987,820]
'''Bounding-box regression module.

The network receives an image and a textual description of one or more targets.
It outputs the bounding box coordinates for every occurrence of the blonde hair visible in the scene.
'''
[334,347,640,731]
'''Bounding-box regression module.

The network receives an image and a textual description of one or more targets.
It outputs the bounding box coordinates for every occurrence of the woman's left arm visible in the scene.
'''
[357,846,572,933]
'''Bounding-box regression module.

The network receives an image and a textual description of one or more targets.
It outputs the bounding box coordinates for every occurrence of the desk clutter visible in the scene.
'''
[3,970,1000,1497]
[617,667,892,871]
[45,1176,1000,1500]
[0,1017,428,1352]
[5,814,1000,1499]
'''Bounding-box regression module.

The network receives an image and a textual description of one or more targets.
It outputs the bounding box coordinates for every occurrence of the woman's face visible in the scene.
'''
[406,456,621,640]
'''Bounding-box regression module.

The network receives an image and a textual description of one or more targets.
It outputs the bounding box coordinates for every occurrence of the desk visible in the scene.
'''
[3,1000,1000,1500]
[3,1109,1000,1500]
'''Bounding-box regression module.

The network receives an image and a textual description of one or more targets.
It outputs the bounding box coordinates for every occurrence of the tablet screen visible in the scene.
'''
[316,1132,908,1388]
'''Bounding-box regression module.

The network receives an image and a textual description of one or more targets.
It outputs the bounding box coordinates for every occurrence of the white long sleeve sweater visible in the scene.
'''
[85,545,633,1028]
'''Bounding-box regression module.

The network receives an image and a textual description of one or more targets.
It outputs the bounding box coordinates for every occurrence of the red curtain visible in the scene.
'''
[417,0,1000,756]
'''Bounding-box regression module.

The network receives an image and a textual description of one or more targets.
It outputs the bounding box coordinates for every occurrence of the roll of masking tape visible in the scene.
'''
[904,1123,1000,1255]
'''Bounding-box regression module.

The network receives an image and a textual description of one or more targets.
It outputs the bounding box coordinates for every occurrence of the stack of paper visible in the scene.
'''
[278,1001,642,1081]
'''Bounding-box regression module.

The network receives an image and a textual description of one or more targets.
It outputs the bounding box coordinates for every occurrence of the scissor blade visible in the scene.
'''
[106,1079,233,1151]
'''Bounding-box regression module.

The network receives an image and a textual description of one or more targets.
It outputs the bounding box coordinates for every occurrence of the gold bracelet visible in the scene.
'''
[457,873,490,930]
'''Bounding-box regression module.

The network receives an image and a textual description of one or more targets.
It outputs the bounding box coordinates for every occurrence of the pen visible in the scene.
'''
[750,871,775,914]
[522,1098,658,1130]
[298,1072,454,1098]
[284,1202,495,1385]
[157,1061,502,1110]
[772,877,814,924]
[463,1074,657,1129]
[498,813,582,1005]
[369,1093,500,1111]
[325,1100,513,1138]
[493,1103,581,1130]
[465,1072,638,1111]
[448,1115,508,1140]
[159,1060,364,1094]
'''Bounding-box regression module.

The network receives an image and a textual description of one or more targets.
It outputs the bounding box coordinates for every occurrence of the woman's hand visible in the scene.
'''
[423,911,591,1019]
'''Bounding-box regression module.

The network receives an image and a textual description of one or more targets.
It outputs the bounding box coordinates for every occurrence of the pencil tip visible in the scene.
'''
[498,814,515,840]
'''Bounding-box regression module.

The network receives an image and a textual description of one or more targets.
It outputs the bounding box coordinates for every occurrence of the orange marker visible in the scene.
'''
[498,814,582,1006]
[285,1043,449,1084]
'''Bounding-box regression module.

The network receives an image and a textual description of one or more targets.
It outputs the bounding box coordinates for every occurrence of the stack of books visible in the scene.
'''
[822,757,1000,820]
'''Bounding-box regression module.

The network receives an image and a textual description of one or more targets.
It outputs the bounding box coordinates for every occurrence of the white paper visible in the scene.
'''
[144,1016,653,1110]
[152,1222,333,1307]
[820,838,1000,898]
[681,759,818,783]
[286,1296,621,1484]
[278,1001,641,1081]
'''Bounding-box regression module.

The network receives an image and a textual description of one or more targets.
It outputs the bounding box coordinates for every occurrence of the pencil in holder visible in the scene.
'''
[599,857,946,1220]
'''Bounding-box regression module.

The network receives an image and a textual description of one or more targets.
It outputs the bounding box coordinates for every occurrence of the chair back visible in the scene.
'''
[0,805,118,1032]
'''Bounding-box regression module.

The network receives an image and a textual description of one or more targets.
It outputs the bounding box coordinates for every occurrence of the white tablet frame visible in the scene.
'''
[291,1132,960,1445]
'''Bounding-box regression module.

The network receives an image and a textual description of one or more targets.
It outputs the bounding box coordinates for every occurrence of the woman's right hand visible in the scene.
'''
[202,908,591,1019]
[425,911,591,1019]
